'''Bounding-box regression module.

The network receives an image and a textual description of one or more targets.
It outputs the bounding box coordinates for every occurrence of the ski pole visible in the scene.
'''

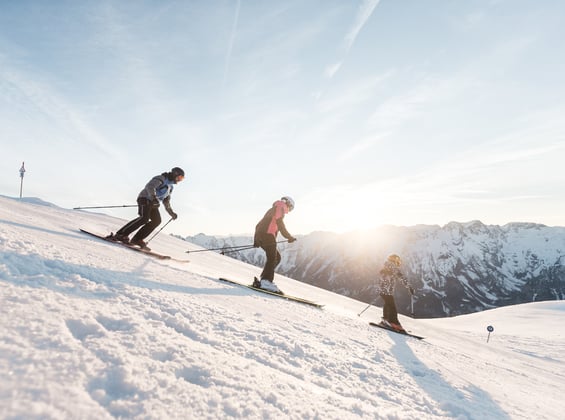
[216,239,289,254]
[146,218,174,244]
[73,204,137,210]
[186,244,255,254]
[219,240,289,254]
[186,239,289,254]
[410,294,415,318]
[220,245,257,255]
[357,303,372,317]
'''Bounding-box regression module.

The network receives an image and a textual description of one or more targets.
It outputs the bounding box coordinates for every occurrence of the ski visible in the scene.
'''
[218,277,323,308]
[369,322,424,340]
[79,229,189,262]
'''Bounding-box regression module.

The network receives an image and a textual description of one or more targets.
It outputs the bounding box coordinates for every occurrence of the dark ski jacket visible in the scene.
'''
[379,260,409,295]
[254,200,293,243]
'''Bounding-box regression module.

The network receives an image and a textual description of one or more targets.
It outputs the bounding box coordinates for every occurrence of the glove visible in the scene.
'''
[288,237,297,243]
[151,199,160,207]
[409,287,415,295]
[170,212,178,220]
[253,238,262,248]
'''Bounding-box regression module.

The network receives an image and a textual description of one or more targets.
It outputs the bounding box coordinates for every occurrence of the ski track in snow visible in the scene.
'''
[1,196,564,419]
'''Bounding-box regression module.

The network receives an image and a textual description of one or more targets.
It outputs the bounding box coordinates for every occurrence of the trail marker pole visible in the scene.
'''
[19,162,26,198]
[486,325,494,343]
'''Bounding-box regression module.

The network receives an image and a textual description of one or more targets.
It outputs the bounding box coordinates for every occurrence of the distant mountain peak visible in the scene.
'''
[185,221,565,317]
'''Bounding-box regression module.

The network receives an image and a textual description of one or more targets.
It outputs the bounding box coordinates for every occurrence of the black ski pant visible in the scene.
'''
[259,235,281,281]
[380,294,400,324]
[116,197,161,241]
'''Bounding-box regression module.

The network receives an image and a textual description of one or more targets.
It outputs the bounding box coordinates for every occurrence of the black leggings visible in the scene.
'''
[116,198,161,241]
[259,237,281,281]
[380,294,399,324]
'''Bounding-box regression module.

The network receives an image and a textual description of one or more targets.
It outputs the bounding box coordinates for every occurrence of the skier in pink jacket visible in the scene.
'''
[253,196,297,293]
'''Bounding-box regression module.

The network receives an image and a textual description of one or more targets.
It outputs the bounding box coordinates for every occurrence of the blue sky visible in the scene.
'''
[1,0,564,236]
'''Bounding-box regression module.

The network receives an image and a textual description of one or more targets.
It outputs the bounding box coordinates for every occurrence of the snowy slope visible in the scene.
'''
[1,195,564,419]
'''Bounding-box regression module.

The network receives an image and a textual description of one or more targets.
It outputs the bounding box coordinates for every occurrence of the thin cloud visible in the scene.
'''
[326,0,380,80]
[324,62,342,79]
[368,88,431,131]
[339,133,389,161]
[0,65,119,159]
[318,72,393,114]
[344,0,381,52]
[224,0,241,85]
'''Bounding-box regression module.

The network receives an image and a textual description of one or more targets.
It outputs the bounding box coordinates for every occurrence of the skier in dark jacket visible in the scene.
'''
[378,254,415,332]
[253,196,297,293]
[108,167,185,251]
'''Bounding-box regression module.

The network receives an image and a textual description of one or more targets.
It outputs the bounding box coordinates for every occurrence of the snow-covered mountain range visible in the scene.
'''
[185,221,565,318]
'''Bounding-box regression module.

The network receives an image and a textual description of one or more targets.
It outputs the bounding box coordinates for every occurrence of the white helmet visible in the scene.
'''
[281,196,295,211]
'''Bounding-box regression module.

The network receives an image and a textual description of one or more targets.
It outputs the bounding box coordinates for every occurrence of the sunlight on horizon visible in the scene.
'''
[298,182,416,234]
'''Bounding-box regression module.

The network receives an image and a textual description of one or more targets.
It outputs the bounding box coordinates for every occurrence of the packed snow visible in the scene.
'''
[1,195,564,419]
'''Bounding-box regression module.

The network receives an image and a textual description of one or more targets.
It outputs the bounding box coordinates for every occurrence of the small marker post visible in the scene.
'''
[19,162,26,198]
[486,325,494,343]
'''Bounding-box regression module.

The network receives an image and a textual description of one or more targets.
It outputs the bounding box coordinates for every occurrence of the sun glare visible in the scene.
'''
[300,186,412,234]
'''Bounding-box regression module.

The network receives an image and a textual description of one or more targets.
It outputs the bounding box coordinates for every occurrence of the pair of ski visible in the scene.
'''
[369,322,424,340]
[218,277,324,308]
[79,229,189,263]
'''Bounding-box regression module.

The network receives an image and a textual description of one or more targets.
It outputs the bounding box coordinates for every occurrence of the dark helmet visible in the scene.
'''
[171,167,185,178]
